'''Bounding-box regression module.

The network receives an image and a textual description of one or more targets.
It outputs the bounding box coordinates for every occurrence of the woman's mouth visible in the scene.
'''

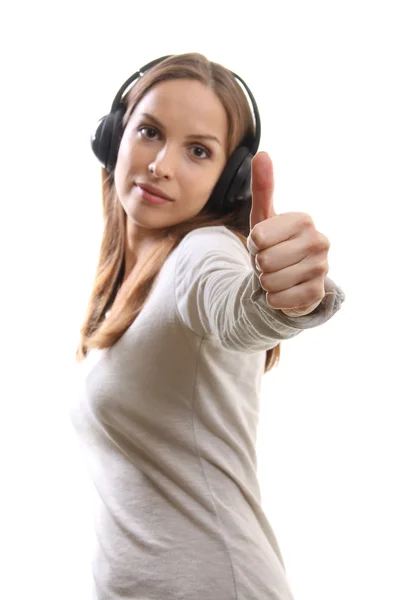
[135,183,173,205]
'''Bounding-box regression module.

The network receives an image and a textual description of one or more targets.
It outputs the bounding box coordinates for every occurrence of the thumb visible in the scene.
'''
[249,151,277,231]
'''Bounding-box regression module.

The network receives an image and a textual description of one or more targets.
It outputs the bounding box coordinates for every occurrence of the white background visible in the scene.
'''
[1,1,400,598]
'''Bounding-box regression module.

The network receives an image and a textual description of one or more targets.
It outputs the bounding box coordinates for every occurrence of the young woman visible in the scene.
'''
[71,53,345,600]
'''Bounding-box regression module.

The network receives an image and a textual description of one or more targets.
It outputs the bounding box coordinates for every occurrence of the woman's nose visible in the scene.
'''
[148,145,177,179]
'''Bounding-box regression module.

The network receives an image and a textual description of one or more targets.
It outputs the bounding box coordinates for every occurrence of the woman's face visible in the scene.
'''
[114,79,228,235]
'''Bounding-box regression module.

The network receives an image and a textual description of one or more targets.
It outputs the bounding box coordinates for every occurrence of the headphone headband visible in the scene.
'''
[111,55,172,113]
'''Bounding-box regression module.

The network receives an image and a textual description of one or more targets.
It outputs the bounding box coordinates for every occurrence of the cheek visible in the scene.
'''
[193,165,223,201]
[114,138,129,177]
[115,139,141,188]
[117,133,136,168]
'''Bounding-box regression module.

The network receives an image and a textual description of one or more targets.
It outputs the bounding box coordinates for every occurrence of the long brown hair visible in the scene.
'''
[76,53,280,373]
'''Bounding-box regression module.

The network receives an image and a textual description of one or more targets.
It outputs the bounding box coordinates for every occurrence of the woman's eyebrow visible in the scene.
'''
[141,112,222,146]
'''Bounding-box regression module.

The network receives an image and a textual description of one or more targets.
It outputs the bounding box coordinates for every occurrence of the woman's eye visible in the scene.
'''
[138,126,158,139]
[136,128,210,159]
[191,146,210,159]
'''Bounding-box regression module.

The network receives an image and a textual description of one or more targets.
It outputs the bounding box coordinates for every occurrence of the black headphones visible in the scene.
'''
[91,55,261,215]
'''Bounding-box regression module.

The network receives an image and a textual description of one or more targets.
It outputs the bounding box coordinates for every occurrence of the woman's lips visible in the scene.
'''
[136,184,172,205]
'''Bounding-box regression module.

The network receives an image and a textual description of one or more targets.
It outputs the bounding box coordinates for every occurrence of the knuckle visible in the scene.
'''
[308,232,328,253]
[267,292,277,308]
[317,233,330,251]
[251,231,260,250]
[322,234,331,250]
[309,279,324,298]
[252,223,264,246]
[312,261,328,277]
[299,213,314,228]
[256,252,268,272]
[260,273,270,290]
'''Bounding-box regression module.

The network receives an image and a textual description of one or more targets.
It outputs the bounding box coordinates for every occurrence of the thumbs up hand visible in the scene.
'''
[249,152,330,316]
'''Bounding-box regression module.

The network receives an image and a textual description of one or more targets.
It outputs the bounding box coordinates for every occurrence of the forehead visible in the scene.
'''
[130,79,228,139]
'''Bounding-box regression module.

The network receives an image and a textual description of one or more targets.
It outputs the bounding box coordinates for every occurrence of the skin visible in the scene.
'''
[249,152,331,315]
[113,79,229,280]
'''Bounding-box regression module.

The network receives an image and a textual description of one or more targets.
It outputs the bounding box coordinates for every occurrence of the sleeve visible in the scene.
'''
[174,226,346,353]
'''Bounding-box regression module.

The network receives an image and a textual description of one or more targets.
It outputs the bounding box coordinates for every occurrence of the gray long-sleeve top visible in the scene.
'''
[70,225,345,599]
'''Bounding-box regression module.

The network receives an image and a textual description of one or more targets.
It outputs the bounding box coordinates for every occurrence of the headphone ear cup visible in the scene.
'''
[91,107,125,173]
[225,152,252,205]
[106,107,125,173]
[207,146,252,213]
[91,114,113,169]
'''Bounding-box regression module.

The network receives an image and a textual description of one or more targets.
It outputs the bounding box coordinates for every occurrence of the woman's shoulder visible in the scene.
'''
[173,225,251,273]
[178,225,248,255]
